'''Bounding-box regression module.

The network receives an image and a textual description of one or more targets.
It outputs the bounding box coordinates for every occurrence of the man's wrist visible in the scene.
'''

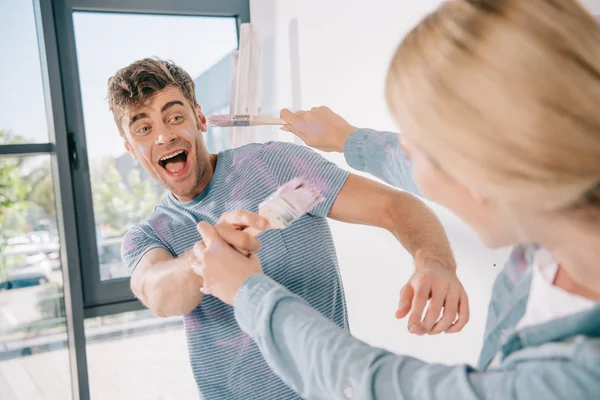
[414,249,457,272]
[182,249,204,289]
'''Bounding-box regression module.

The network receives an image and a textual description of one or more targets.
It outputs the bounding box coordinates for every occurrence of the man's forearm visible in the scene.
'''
[138,253,204,317]
[386,192,456,270]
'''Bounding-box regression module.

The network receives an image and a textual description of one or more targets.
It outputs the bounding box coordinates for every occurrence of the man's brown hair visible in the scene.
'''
[108,57,198,136]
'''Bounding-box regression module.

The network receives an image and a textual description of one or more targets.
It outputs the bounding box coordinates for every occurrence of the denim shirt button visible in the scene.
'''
[343,386,354,398]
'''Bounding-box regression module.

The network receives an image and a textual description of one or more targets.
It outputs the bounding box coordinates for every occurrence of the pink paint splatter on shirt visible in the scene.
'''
[289,156,328,195]
[151,214,174,244]
[215,333,252,354]
[375,135,387,146]
[122,233,136,254]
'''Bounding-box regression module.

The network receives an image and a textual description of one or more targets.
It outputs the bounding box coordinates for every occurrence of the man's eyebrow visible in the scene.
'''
[128,101,185,127]
[129,112,149,127]
[161,100,185,113]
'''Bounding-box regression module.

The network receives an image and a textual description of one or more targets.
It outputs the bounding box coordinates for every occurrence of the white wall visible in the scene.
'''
[249,0,600,365]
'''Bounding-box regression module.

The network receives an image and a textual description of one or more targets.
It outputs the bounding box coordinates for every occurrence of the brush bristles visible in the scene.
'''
[260,178,325,226]
[207,114,238,127]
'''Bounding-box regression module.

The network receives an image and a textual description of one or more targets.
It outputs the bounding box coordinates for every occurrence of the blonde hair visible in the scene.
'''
[386,0,600,212]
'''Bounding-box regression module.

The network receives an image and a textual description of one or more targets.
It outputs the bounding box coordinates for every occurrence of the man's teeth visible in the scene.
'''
[160,150,184,161]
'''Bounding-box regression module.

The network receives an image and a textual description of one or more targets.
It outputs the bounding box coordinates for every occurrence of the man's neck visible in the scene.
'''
[195,153,218,194]
[173,153,218,202]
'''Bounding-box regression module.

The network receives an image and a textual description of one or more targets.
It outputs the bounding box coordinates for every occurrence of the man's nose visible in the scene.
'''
[155,129,177,145]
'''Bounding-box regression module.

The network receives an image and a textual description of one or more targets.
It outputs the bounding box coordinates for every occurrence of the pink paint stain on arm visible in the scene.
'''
[296,121,324,135]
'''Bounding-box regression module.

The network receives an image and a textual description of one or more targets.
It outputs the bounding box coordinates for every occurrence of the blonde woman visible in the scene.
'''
[193,0,600,398]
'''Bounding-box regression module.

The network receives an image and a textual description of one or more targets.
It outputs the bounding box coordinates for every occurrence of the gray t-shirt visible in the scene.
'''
[122,141,350,400]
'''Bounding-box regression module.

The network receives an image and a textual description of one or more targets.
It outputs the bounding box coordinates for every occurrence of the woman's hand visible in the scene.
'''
[192,213,266,306]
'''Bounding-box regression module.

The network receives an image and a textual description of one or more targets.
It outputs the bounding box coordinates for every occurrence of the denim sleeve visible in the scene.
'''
[343,129,422,196]
[235,274,598,400]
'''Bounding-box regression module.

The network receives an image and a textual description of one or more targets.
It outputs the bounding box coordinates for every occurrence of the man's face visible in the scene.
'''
[121,87,210,201]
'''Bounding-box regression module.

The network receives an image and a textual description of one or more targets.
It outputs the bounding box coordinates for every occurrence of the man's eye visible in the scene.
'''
[170,115,183,123]
[137,126,151,135]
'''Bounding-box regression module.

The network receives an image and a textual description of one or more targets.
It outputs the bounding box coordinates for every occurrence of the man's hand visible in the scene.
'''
[211,210,268,255]
[279,106,357,153]
[193,222,264,306]
[396,255,470,335]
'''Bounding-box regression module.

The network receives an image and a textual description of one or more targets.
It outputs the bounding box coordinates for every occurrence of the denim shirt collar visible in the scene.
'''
[480,264,600,369]
[501,304,600,357]
[479,267,531,363]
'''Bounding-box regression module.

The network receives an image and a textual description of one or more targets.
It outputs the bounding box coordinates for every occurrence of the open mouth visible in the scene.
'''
[159,150,189,176]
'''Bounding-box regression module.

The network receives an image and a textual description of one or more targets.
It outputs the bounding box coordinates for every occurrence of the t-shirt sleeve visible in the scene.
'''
[121,224,172,273]
[260,141,350,217]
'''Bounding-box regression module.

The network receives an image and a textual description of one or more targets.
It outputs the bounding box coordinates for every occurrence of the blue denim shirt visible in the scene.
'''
[234,129,600,399]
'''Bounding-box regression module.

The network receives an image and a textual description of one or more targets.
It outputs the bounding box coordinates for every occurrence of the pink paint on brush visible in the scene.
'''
[207,114,233,127]
[275,177,325,215]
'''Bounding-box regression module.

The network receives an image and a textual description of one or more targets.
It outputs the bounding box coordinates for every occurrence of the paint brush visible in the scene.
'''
[207,114,286,128]
[243,178,325,236]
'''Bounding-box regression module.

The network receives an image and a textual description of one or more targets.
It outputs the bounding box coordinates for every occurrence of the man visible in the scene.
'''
[109,58,467,399]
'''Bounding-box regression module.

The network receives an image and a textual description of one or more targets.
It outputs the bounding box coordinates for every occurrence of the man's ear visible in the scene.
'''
[196,104,207,132]
[124,139,136,160]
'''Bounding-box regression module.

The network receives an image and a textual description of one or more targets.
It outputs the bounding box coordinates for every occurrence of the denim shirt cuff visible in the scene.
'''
[234,274,278,336]
[343,128,372,171]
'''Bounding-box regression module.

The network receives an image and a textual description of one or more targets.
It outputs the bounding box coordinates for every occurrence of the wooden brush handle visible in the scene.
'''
[250,116,286,126]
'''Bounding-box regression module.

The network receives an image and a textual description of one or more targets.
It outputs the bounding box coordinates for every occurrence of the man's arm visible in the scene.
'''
[130,248,204,317]
[329,174,468,334]
[125,214,266,318]
[329,174,451,265]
